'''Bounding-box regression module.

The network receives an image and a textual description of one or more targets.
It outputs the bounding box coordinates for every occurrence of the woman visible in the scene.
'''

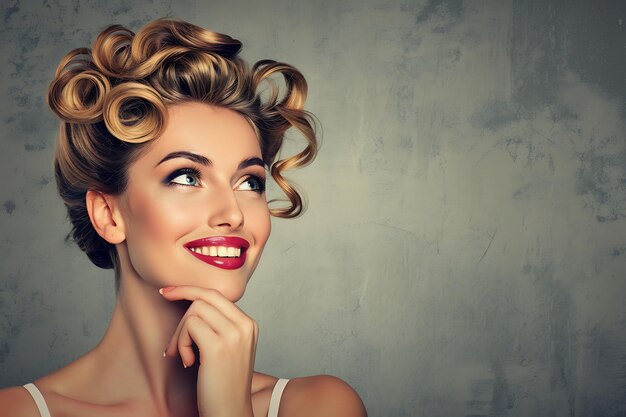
[0,18,366,417]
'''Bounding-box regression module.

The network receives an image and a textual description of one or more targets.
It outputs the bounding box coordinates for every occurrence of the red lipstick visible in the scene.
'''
[184,236,250,270]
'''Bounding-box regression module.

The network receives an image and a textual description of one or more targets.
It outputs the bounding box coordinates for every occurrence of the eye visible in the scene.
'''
[165,168,201,187]
[237,175,266,193]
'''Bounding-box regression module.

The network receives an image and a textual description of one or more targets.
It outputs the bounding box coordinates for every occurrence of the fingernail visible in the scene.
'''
[162,350,167,358]
[182,359,187,369]
[159,286,176,294]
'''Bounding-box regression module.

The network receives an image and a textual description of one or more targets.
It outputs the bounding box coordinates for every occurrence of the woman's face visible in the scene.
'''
[115,102,271,302]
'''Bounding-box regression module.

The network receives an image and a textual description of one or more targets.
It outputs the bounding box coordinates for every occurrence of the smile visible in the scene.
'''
[184,236,250,270]
[189,246,242,257]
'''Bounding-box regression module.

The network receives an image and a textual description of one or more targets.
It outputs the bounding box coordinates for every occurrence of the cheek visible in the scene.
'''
[245,200,271,247]
[124,189,200,253]
[121,189,206,284]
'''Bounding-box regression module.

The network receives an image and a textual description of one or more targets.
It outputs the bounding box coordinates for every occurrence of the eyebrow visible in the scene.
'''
[156,151,266,170]
[238,157,266,170]
[157,151,211,167]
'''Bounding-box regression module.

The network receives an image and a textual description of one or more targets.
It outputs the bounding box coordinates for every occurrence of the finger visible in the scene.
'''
[164,300,236,357]
[160,286,250,323]
[177,315,216,368]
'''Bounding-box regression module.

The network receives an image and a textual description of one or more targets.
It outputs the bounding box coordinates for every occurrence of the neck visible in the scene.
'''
[89,257,198,414]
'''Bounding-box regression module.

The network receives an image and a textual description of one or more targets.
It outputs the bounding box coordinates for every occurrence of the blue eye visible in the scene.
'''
[238,175,266,193]
[165,168,201,187]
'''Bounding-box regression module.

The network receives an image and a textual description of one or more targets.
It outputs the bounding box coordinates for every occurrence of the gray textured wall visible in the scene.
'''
[1,1,625,416]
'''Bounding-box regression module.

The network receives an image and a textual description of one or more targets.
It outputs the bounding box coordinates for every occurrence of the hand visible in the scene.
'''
[161,285,259,417]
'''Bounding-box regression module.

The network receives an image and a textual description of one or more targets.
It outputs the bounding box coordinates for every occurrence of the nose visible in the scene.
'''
[208,185,244,230]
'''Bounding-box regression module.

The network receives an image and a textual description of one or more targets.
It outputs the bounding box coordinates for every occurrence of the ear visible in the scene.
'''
[85,190,126,244]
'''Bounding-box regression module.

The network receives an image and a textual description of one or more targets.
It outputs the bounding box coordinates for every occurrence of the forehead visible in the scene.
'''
[137,102,261,167]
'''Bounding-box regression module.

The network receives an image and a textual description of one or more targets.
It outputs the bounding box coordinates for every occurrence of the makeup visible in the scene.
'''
[184,236,250,270]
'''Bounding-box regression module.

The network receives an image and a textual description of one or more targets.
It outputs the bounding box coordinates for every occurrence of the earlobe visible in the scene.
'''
[85,190,126,244]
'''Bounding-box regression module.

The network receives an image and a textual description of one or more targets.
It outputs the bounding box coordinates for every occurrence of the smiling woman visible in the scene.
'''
[109,104,272,303]
[0,18,366,417]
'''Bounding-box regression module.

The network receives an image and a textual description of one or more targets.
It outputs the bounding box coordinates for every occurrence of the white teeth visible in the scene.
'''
[189,245,243,258]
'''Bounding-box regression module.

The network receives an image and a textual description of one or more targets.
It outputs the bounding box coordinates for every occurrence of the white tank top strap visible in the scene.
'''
[22,383,52,417]
[22,379,290,417]
[267,378,290,417]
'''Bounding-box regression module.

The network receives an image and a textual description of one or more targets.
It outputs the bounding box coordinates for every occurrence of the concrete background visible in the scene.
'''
[1,1,625,416]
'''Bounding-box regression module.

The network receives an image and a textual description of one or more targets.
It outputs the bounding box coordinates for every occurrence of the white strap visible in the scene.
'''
[267,378,290,417]
[22,379,289,417]
[22,383,52,417]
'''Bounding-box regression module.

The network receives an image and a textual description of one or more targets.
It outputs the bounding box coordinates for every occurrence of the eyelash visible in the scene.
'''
[240,175,266,193]
[164,168,266,194]
[165,168,201,187]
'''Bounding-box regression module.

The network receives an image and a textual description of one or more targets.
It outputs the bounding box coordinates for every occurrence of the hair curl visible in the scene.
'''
[47,18,318,272]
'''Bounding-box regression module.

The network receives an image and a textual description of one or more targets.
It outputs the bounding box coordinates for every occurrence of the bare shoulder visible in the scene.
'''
[0,386,40,417]
[281,375,367,417]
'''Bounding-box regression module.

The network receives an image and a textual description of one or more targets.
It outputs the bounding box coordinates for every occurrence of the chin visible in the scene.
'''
[189,271,249,302]
[198,260,261,302]
[210,281,247,302]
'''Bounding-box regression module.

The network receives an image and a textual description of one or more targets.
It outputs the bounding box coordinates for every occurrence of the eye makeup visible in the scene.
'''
[163,167,266,194]
[164,167,202,187]
[238,174,266,193]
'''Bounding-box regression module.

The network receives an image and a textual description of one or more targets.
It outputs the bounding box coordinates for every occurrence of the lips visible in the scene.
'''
[184,236,250,270]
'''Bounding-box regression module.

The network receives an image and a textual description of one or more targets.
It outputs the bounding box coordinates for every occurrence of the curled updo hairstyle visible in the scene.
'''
[47,18,318,272]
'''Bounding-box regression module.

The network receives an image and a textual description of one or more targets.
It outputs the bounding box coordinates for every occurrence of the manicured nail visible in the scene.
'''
[182,359,187,369]
[159,286,176,294]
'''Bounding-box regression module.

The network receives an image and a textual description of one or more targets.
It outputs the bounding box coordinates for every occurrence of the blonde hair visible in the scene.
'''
[47,18,318,271]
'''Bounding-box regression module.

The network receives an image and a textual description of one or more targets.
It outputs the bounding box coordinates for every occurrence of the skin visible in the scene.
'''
[0,102,367,417]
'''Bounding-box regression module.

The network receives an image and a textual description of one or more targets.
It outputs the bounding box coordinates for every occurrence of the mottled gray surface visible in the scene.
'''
[1,0,625,416]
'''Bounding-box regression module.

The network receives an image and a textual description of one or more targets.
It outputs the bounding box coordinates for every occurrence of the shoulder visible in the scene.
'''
[281,375,367,417]
[0,385,40,417]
